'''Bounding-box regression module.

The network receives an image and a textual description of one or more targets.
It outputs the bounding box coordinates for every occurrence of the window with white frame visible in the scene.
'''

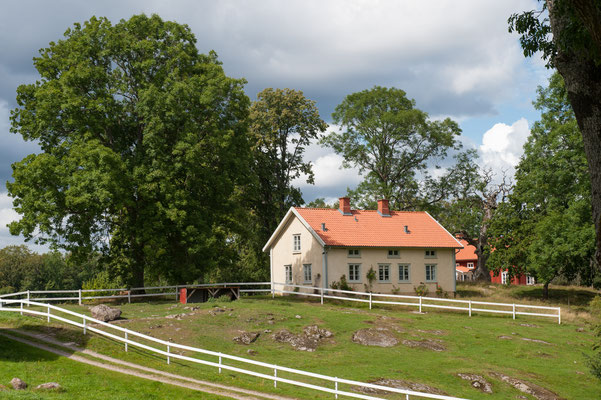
[378,264,390,282]
[293,234,301,252]
[398,264,410,282]
[425,249,437,258]
[348,264,361,282]
[348,249,361,258]
[467,262,474,268]
[285,265,292,283]
[456,262,460,267]
[387,249,400,258]
[501,271,508,285]
[303,264,312,283]
[526,275,535,285]
[425,264,437,282]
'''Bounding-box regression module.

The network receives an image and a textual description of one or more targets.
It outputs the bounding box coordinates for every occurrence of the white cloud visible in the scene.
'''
[479,118,530,174]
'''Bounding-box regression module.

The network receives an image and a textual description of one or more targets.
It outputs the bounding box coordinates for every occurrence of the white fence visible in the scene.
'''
[0,298,468,400]
[271,282,562,324]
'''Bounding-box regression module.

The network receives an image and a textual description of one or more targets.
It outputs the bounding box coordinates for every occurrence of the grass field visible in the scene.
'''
[0,282,600,399]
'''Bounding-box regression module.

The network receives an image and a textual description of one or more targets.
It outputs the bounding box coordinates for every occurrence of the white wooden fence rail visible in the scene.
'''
[0,298,467,400]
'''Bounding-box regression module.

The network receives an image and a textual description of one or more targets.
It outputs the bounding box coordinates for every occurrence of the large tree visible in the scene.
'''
[488,73,595,297]
[7,15,250,287]
[509,0,601,273]
[321,86,462,210]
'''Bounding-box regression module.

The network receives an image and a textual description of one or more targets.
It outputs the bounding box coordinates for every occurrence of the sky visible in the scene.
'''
[0,0,549,251]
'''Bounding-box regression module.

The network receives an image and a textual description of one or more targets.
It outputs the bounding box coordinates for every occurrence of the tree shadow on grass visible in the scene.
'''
[511,286,599,306]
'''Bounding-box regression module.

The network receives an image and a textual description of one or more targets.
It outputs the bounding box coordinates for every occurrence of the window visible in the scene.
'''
[425,249,437,258]
[348,264,361,282]
[378,264,390,282]
[398,264,410,282]
[387,249,400,258]
[293,234,301,252]
[526,275,535,285]
[501,271,508,285]
[467,262,474,269]
[285,265,292,283]
[425,264,437,282]
[303,264,312,283]
[348,249,361,258]
[456,262,460,267]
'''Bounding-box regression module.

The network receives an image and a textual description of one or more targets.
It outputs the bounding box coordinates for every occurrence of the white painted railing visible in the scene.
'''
[0,298,468,400]
[271,282,561,324]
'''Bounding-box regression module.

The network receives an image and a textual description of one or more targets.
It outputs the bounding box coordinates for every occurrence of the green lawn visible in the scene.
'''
[1,284,600,400]
[0,335,225,399]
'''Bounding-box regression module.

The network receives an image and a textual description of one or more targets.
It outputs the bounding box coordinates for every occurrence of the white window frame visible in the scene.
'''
[348,263,361,282]
[501,271,508,285]
[425,249,437,259]
[425,264,437,282]
[378,264,390,282]
[526,275,535,285]
[348,249,361,258]
[398,263,410,283]
[387,249,400,258]
[467,262,474,269]
[293,234,301,252]
[303,264,312,283]
[285,265,292,284]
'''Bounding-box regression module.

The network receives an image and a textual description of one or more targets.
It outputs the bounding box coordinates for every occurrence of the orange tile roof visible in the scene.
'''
[456,239,477,261]
[456,266,471,273]
[294,208,462,248]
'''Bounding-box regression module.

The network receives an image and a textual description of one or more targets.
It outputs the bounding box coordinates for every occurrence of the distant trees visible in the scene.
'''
[488,73,596,297]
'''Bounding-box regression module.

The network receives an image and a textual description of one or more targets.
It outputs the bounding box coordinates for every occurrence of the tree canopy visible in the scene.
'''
[7,14,250,287]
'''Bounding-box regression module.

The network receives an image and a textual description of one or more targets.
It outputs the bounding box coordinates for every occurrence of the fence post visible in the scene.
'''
[406,394,409,400]
[47,306,51,323]
[83,318,87,335]
[219,353,222,373]
[419,296,422,313]
[468,300,472,317]
[27,290,30,307]
[335,377,339,399]
[78,289,82,306]
[558,307,561,325]
[369,293,372,310]
[175,286,179,302]
[272,287,275,299]
[128,290,131,304]
[512,304,516,320]
[167,345,170,365]
[274,367,277,388]
[320,288,324,305]
[125,332,128,352]
[20,302,23,316]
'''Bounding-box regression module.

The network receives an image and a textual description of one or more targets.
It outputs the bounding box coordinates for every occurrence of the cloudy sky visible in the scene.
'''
[0,0,548,250]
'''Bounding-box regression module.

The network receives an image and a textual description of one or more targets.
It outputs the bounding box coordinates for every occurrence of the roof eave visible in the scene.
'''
[262,207,326,252]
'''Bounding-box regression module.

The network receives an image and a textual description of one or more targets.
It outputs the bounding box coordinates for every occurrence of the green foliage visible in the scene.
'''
[488,73,595,289]
[321,86,462,210]
[414,283,429,297]
[330,275,352,291]
[589,296,601,381]
[207,294,233,303]
[7,14,251,287]
[82,270,124,297]
[365,267,377,292]
[305,198,338,209]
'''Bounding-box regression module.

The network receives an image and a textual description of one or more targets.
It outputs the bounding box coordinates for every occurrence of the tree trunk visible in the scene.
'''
[549,0,601,274]
[543,282,549,299]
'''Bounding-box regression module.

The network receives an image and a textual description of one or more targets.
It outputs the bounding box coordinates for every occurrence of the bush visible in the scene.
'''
[414,283,428,297]
[82,270,124,297]
[207,294,233,303]
[593,276,601,291]
[330,275,352,291]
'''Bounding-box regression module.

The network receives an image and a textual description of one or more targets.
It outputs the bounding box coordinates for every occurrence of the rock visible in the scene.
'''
[295,314,302,319]
[457,373,493,393]
[233,331,260,345]
[354,379,447,395]
[521,337,551,345]
[576,327,585,332]
[264,329,272,333]
[351,328,398,347]
[303,325,333,340]
[416,329,446,336]
[401,339,446,352]
[520,323,539,328]
[11,377,27,390]
[90,304,121,322]
[272,325,333,352]
[489,372,565,400]
[36,382,61,390]
[209,307,232,316]
[498,335,513,340]
[247,349,257,356]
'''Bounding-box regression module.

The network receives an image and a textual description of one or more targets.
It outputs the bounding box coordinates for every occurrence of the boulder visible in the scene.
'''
[90,304,121,322]
[355,379,447,395]
[351,328,398,347]
[233,331,260,345]
[457,373,493,393]
[273,325,333,352]
[10,377,27,390]
[36,382,61,390]
[489,372,565,400]
[401,339,446,352]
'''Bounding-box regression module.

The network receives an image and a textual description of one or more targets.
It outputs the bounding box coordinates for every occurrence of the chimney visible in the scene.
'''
[377,199,390,217]
[339,197,352,215]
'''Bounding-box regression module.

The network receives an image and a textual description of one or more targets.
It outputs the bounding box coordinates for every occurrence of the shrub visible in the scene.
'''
[331,275,352,291]
[414,283,428,297]
[207,294,233,303]
[588,296,601,381]
[365,267,377,292]
[391,285,401,295]
[82,270,124,297]
[593,276,601,291]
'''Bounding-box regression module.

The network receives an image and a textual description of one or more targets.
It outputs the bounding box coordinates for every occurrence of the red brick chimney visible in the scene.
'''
[377,199,390,217]
[339,197,352,215]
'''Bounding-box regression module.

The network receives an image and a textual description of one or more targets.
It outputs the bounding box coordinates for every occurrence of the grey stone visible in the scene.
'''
[351,328,398,347]
[233,331,260,345]
[35,382,61,390]
[457,373,493,393]
[90,304,121,322]
[11,378,27,390]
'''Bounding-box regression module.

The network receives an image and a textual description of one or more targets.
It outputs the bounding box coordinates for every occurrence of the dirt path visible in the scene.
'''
[0,329,296,400]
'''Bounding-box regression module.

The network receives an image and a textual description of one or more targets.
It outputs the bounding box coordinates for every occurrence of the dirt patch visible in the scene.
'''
[272,325,333,352]
[354,379,447,396]
[489,372,565,400]
[352,328,398,347]
[457,373,493,393]
[520,323,539,328]
[401,339,446,352]
[209,307,233,316]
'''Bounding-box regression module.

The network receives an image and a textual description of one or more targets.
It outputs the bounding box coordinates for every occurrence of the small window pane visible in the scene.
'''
[285,265,292,283]
[399,264,410,282]
[425,264,437,282]
[349,264,360,282]
[293,234,301,252]
[378,264,390,282]
[348,249,360,257]
[303,264,312,282]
